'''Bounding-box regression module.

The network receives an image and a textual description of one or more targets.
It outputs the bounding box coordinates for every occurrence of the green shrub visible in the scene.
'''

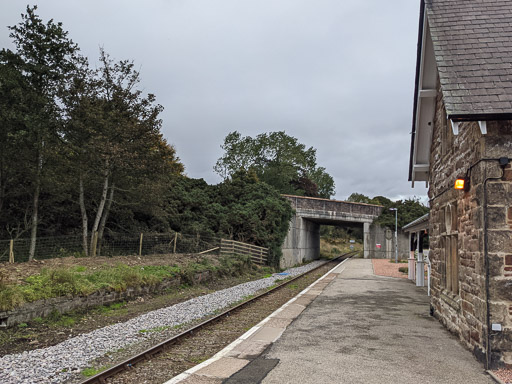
[0,285,25,311]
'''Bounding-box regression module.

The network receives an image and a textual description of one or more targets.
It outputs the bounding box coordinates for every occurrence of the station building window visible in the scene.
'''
[441,203,459,295]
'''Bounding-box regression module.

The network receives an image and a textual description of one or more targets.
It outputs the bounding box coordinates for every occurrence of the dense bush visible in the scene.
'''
[166,171,293,267]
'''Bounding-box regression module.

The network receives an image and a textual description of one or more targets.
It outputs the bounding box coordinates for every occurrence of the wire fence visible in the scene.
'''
[0,231,223,263]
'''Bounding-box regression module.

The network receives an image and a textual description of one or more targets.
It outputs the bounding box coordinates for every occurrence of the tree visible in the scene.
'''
[214,171,293,265]
[214,131,335,198]
[347,192,429,229]
[347,193,373,204]
[0,51,33,239]
[61,48,183,255]
[2,6,79,259]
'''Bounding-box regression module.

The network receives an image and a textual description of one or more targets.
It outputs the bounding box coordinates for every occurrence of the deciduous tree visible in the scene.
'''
[214,131,335,198]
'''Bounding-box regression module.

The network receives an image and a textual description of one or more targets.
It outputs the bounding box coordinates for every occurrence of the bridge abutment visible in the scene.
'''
[363,222,370,259]
[281,217,320,269]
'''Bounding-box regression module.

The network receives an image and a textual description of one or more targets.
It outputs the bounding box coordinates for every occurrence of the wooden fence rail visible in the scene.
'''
[220,239,268,265]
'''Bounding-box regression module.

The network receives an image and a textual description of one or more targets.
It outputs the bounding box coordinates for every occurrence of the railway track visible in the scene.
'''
[80,252,355,384]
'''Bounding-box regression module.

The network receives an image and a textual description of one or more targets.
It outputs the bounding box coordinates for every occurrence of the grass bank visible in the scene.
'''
[0,254,261,312]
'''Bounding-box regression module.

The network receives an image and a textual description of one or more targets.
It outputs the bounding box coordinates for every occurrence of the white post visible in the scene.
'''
[416,230,425,287]
[408,233,416,280]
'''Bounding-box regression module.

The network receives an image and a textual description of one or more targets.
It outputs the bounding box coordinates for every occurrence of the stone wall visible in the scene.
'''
[0,270,213,328]
[428,84,512,367]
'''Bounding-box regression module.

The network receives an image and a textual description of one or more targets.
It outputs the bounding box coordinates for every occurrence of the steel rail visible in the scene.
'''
[80,251,356,384]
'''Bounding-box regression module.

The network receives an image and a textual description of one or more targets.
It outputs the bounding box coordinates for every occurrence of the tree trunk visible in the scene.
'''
[97,182,114,255]
[90,161,110,253]
[79,173,89,257]
[28,152,43,261]
[0,159,5,215]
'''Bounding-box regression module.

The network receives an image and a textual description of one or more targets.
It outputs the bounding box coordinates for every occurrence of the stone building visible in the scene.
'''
[408,0,512,369]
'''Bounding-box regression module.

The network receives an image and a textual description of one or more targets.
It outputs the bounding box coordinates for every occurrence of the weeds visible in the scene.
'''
[138,325,170,334]
[81,366,109,377]
[95,302,126,315]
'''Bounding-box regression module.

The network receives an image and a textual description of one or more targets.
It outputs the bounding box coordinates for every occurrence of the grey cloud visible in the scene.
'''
[0,0,427,201]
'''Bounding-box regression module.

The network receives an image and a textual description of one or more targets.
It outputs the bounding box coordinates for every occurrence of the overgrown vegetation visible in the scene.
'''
[347,193,428,229]
[81,366,109,377]
[320,226,363,258]
[0,255,253,311]
[165,171,293,266]
[0,7,298,267]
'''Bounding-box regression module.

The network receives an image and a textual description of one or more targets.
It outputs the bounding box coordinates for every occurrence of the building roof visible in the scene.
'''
[426,0,512,120]
[403,213,429,233]
[408,0,512,185]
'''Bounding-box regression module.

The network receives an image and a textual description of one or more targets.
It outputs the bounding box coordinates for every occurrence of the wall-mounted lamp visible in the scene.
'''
[454,158,509,193]
[454,177,470,192]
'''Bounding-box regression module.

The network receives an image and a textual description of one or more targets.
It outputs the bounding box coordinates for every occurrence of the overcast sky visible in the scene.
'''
[1,1,428,202]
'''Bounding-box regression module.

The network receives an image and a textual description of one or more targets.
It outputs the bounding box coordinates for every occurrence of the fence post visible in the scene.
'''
[91,231,98,257]
[139,233,143,257]
[173,232,178,254]
[9,239,14,263]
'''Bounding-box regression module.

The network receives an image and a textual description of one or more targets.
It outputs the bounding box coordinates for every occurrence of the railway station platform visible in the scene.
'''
[166,258,495,384]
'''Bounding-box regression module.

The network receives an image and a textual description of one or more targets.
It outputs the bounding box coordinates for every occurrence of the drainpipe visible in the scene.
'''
[426,249,431,296]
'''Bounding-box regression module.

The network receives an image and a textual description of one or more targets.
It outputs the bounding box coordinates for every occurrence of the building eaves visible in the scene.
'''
[403,213,429,232]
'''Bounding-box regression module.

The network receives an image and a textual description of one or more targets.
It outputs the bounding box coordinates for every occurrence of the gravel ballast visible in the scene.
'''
[0,261,324,384]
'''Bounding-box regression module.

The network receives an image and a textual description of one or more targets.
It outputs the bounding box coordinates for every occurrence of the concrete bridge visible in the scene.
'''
[280,195,383,268]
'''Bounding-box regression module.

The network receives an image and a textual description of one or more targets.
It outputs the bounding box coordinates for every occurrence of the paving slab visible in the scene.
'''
[259,259,494,384]
[228,340,270,360]
[272,305,305,320]
[195,357,249,378]
[263,317,293,328]
[178,374,223,384]
[248,327,284,343]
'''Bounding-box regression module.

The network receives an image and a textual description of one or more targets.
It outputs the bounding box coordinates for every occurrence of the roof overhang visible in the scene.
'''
[408,1,505,188]
[409,1,436,188]
[403,213,429,233]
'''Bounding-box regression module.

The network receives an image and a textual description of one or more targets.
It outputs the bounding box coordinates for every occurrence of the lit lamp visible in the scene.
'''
[454,177,470,191]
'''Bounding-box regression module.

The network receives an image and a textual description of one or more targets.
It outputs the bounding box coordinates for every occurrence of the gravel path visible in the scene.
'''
[0,261,324,384]
[371,258,408,279]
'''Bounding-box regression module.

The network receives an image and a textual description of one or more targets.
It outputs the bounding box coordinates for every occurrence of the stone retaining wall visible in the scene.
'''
[0,270,212,328]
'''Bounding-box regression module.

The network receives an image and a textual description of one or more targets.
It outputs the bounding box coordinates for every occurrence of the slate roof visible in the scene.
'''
[425,0,512,119]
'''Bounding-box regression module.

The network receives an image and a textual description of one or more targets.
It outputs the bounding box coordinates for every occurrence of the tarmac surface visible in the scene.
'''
[166,258,495,384]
